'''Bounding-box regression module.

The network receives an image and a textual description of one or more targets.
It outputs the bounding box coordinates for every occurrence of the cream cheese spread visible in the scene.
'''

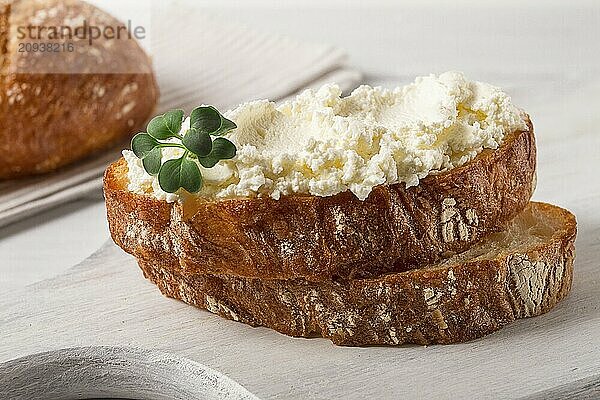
[123,71,527,202]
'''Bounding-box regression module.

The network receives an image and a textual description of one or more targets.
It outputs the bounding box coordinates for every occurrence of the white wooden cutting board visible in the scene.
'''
[1,120,600,400]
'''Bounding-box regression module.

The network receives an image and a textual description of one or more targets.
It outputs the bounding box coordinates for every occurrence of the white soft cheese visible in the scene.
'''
[124,71,527,202]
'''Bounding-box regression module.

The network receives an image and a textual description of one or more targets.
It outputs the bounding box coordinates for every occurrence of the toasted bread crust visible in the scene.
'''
[104,120,536,281]
[135,202,576,346]
[0,0,159,179]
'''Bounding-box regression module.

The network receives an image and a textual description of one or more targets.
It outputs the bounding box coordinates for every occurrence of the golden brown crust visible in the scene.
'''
[135,202,576,346]
[104,120,536,281]
[0,0,158,179]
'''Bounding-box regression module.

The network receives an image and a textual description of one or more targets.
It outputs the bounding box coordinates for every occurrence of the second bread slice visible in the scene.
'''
[137,202,576,346]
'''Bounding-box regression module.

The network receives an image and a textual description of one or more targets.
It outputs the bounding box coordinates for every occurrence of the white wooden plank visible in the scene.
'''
[522,374,600,400]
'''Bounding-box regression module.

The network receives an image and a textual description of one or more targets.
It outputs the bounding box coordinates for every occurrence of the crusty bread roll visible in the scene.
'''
[0,0,159,179]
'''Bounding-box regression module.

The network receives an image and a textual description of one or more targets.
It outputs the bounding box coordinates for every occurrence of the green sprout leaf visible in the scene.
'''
[211,137,237,159]
[164,109,185,134]
[131,133,160,158]
[199,137,236,168]
[182,128,212,157]
[214,116,237,136]
[190,106,220,133]
[190,106,237,136]
[132,106,236,194]
[142,147,162,175]
[147,109,184,140]
[198,155,219,169]
[158,156,202,193]
[132,133,162,176]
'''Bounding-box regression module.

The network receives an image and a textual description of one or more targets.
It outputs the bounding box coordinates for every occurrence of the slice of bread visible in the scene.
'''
[136,202,576,346]
[104,120,536,281]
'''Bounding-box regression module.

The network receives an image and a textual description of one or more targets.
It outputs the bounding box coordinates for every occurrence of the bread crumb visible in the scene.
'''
[431,309,448,330]
[205,295,240,322]
[389,327,400,344]
[443,198,457,207]
[280,240,295,257]
[507,254,554,317]
[424,288,442,309]
[466,209,479,225]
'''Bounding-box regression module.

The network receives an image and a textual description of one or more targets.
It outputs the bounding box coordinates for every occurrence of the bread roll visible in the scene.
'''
[0,0,159,179]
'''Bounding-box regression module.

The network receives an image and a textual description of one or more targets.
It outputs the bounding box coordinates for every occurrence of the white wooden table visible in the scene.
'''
[1,1,599,398]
